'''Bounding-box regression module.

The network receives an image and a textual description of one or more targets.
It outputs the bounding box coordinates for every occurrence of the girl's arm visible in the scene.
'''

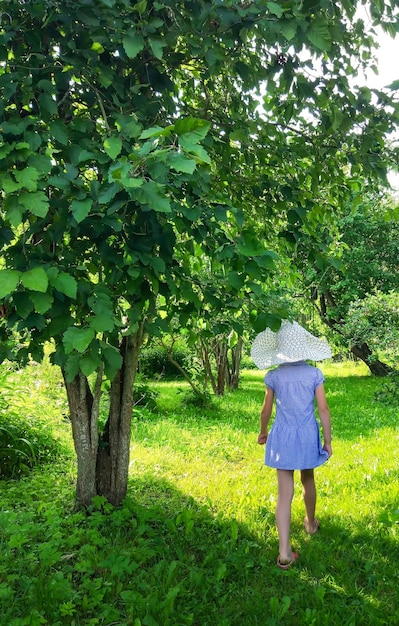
[315,383,332,456]
[258,386,274,444]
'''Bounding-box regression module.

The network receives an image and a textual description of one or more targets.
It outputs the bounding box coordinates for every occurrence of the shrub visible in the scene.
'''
[178,388,216,410]
[0,366,68,478]
[133,379,159,412]
[138,341,194,379]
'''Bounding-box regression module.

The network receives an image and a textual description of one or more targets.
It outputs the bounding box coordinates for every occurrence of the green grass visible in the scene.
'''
[1,361,399,625]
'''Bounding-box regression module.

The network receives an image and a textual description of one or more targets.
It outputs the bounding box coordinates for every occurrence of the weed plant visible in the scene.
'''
[0,361,399,625]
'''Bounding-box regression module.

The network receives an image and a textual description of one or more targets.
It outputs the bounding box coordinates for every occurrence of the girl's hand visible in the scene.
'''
[323,442,332,457]
[257,433,267,445]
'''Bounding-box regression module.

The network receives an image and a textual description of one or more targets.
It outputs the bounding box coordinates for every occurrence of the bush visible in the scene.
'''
[0,409,64,479]
[0,365,68,479]
[138,341,194,379]
[240,353,257,370]
[178,388,216,410]
[133,379,159,412]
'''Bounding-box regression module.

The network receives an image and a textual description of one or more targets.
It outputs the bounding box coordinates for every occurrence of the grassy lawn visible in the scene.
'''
[1,361,399,625]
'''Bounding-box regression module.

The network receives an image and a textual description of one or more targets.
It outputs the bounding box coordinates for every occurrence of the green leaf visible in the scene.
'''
[13,292,34,318]
[237,239,265,257]
[267,1,283,17]
[307,21,332,52]
[38,92,58,116]
[63,327,95,354]
[21,268,49,293]
[179,140,211,164]
[28,153,53,174]
[64,353,81,382]
[134,0,147,13]
[80,353,100,377]
[14,167,39,191]
[90,313,115,332]
[227,271,245,290]
[91,41,105,53]
[30,291,54,314]
[281,21,297,41]
[2,175,20,193]
[0,269,21,298]
[255,251,278,270]
[101,344,123,379]
[103,137,123,159]
[71,198,93,223]
[138,181,171,213]
[49,120,69,145]
[149,38,166,60]
[174,118,211,141]
[168,153,196,174]
[122,32,145,59]
[69,146,95,165]
[98,184,120,204]
[53,273,78,299]
[19,191,49,217]
[139,126,172,139]
[252,312,282,333]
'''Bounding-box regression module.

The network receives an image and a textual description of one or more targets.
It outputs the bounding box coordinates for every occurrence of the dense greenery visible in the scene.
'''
[1,359,399,625]
[291,199,399,373]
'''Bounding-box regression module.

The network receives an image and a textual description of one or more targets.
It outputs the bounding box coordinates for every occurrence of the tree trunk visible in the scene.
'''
[350,343,393,377]
[199,337,218,394]
[214,340,227,396]
[62,369,101,508]
[63,325,144,508]
[226,337,243,391]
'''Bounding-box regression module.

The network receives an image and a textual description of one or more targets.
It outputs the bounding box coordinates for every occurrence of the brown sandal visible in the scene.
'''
[304,518,319,535]
[276,551,299,570]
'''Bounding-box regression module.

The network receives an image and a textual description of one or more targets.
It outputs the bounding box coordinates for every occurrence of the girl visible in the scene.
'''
[251,321,332,569]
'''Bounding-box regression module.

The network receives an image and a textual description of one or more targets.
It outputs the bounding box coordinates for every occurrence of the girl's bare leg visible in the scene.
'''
[276,469,295,560]
[301,468,317,532]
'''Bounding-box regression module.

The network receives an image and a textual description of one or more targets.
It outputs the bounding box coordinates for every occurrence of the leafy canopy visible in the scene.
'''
[0,0,398,379]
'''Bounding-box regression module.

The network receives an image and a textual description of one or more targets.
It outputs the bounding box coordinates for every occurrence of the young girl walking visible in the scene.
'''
[251,321,332,569]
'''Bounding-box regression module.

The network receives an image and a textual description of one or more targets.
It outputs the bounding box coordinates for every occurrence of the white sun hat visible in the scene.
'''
[251,320,332,369]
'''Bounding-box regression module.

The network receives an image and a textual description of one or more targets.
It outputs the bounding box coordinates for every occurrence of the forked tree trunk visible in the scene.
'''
[63,326,144,508]
[226,337,243,391]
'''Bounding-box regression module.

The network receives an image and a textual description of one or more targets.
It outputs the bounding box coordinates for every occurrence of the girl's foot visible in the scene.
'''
[276,551,299,570]
[304,517,319,535]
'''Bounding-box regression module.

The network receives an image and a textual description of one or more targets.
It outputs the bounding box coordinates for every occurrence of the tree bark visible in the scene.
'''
[225,337,243,391]
[214,340,227,396]
[63,324,145,508]
[96,326,144,506]
[62,370,100,508]
[350,343,393,377]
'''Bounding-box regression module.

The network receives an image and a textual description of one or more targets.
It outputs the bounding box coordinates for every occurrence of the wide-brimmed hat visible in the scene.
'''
[251,320,332,369]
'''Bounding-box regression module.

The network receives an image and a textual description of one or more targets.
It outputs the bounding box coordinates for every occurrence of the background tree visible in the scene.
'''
[290,195,399,374]
[0,0,398,507]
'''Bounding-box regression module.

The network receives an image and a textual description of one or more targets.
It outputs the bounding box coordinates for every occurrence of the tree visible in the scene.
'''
[292,198,399,374]
[1,0,398,506]
[344,291,399,361]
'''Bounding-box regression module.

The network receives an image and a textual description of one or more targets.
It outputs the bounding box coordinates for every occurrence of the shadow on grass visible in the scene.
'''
[2,466,398,626]
[123,475,399,626]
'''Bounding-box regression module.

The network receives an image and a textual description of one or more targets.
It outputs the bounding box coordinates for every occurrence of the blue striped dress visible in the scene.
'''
[264,361,329,470]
